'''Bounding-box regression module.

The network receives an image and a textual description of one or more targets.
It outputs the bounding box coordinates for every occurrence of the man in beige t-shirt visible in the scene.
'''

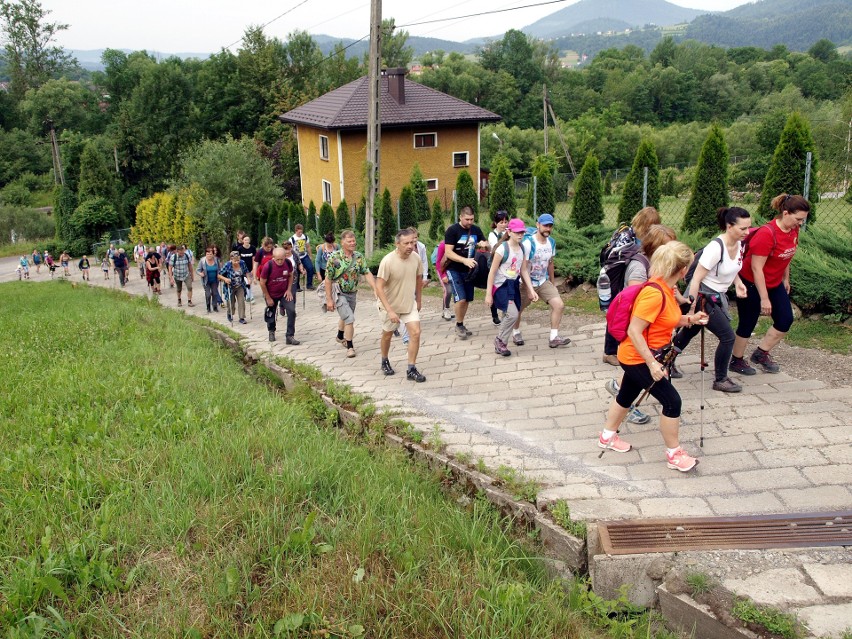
[376,228,425,382]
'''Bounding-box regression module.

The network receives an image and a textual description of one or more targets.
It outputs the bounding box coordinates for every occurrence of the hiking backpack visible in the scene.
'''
[605,281,666,342]
[599,226,645,300]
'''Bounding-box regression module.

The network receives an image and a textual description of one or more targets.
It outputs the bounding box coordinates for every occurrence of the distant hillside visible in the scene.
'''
[685,0,852,49]
[313,34,476,58]
[523,0,705,39]
[70,48,210,71]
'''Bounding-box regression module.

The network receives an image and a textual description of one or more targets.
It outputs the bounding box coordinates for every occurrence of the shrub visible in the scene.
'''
[290,201,307,231]
[455,169,479,222]
[571,154,604,228]
[399,185,417,230]
[410,164,430,222]
[0,205,54,242]
[335,199,350,231]
[70,197,118,241]
[526,154,557,219]
[758,112,819,224]
[318,201,335,236]
[682,124,729,233]
[488,155,516,217]
[0,182,31,207]
[618,139,660,225]
[377,188,396,248]
[789,238,852,314]
[355,197,366,233]
[550,223,613,285]
[428,198,445,241]
[603,170,612,196]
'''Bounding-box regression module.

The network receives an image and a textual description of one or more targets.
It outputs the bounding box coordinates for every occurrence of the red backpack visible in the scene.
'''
[605,281,665,342]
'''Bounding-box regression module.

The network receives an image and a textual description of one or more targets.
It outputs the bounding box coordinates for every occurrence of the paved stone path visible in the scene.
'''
[8,261,849,524]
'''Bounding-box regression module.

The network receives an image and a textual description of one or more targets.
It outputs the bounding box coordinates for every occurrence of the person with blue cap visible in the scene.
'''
[512,213,572,349]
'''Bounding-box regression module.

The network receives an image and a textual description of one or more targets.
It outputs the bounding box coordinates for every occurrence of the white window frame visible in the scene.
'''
[425,178,438,191]
[322,179,332,205]
[414,132,437,149]
[319,134,329,161]
[452,151,469,168]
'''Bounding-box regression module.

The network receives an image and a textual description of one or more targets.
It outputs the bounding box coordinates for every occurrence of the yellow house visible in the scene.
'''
[279,68,501,212]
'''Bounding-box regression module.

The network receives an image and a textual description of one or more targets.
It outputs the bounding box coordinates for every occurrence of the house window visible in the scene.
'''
[322,179,332,204]
[453,151,469,168]
[319,135,329,160]
[414,133,437,148]
[425,179,438,191]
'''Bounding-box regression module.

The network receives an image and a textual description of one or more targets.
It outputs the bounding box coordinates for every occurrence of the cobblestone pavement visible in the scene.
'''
[7,262,851,523]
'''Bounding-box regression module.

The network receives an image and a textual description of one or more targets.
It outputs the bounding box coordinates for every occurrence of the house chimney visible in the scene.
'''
[385,67,406,105]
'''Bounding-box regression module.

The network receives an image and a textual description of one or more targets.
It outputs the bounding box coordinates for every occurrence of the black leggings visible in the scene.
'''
[735,280,794,338]
[673,299,735,382]
[617,362,682,418]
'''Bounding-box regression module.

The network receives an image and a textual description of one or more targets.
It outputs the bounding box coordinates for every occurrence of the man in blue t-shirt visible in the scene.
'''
[443,206,486,340]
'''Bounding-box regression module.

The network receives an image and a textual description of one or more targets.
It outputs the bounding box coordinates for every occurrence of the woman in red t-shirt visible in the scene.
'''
[731,193,810,375]
[599,241,709,473]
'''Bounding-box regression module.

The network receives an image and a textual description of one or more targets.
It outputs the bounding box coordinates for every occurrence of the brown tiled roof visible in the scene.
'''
[279,75,501,130]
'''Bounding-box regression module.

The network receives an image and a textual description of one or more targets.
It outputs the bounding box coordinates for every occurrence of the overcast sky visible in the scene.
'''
[39,0,753,54]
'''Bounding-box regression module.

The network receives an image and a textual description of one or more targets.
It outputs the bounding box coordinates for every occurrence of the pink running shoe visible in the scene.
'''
[597,432,631,453]
[666,448,699,472]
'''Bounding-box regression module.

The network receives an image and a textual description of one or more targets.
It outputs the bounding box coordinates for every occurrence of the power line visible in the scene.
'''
[223,0,313,51]
[397,0,572,30]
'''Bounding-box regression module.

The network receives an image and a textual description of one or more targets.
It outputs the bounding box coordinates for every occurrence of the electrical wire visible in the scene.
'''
[223,0,313,51]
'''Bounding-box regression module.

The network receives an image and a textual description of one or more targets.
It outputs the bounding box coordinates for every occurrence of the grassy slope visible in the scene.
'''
[1,281,612,638]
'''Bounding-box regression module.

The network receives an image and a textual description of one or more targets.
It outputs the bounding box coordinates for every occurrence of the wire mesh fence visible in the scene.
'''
[512,156,851,235]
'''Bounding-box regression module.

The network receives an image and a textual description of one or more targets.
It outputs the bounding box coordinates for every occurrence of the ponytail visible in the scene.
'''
[716,206,750,230]
[770,193,810,217]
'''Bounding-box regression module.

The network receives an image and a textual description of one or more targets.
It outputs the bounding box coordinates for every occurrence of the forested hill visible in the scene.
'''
[522,0,703,39]
[685,0,852,50]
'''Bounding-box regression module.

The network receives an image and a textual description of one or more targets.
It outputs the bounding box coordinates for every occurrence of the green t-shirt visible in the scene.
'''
[326,250,369,293]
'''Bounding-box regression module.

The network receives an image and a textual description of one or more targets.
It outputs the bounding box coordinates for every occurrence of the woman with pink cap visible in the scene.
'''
[485,218,538,356]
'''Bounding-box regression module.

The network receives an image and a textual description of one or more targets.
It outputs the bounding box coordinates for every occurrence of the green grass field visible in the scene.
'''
[3,281,653,638]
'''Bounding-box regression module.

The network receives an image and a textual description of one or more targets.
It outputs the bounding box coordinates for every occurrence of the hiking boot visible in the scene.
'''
[729,356,756,376]
[598,432,631,453]
[286,336,300,345]
[494,337,511,357]
[441,308,454,321]
[669,363,683,379]
[455,324,468,340]
[381,359,395,376]
[463,325,472,336]
[226,313,233,322]
[406,367,426,383]
[750,348,780,373]
[627,407,650,425]
[239,318,247,324]
[712,377,742,393]
[512,332,525,346]
[666,448,699,472]
[602,354,620,367]
[268,331,276,342]
[549,336,571,348]
[346,347,356,358]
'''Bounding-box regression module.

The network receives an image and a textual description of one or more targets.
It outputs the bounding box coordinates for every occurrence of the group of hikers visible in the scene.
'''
[14,192,809,473]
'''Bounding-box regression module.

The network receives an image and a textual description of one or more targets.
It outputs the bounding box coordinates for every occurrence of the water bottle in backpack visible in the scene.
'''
[597,267,611,311]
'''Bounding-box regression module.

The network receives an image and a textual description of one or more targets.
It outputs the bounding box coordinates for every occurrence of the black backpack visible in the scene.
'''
[684,237,725,291]
[599,226,645,298]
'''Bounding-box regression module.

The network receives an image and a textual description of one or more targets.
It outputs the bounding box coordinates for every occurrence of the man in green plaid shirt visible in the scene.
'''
[325,230,376,358]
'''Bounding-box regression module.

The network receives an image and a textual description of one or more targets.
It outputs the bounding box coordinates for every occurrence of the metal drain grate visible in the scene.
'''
[598,511,852,555]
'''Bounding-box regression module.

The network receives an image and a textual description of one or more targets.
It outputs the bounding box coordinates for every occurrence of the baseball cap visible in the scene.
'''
[507,218,526,232]
[537,213,555,225]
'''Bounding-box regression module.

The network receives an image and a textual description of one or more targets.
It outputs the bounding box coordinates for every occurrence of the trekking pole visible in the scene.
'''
[302,271,306,310]
[698,295,707,448]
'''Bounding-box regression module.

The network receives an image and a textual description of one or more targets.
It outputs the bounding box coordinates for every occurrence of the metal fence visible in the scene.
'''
[513,155,851,235]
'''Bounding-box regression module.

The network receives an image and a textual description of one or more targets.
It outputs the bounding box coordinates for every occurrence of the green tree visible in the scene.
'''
[409,164,429,222]
[618,139,660,225]
[53,185,76,242]
[290,201,306,232]
[526,154,557,218]
[399,184,417,230]
[455,169,479,222]
[0,127,50,186]
[758,112,819,224]
[306,200,317,233]
[318,201,335,236]
[428,197,444,241]
[335,199,350,231]
[19,78,102,136]
[355,197,366,233]
[374,18,413,68]
[276,201,288,237]
[682,124,729,233]
[0,0,76,100]
[488,155,516,217]
[78,140,117,204]
[377,188,396,248]
[70,197,118,242]
[175,135,281,246]
[571,154,604,228]
[603,170,612,196]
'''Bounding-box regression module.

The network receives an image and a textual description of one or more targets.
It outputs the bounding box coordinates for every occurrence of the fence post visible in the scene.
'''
[642,167,649,208]
[533,176,538,218]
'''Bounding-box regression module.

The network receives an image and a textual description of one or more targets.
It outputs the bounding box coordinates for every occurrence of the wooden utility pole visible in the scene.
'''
[365,0,382,258]
[543,84,548,154]
[48,121,65,186]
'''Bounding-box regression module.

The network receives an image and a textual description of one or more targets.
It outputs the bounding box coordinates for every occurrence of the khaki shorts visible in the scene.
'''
[176,278,193,294]
[521,279,559,308]
[377,303,420,333]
